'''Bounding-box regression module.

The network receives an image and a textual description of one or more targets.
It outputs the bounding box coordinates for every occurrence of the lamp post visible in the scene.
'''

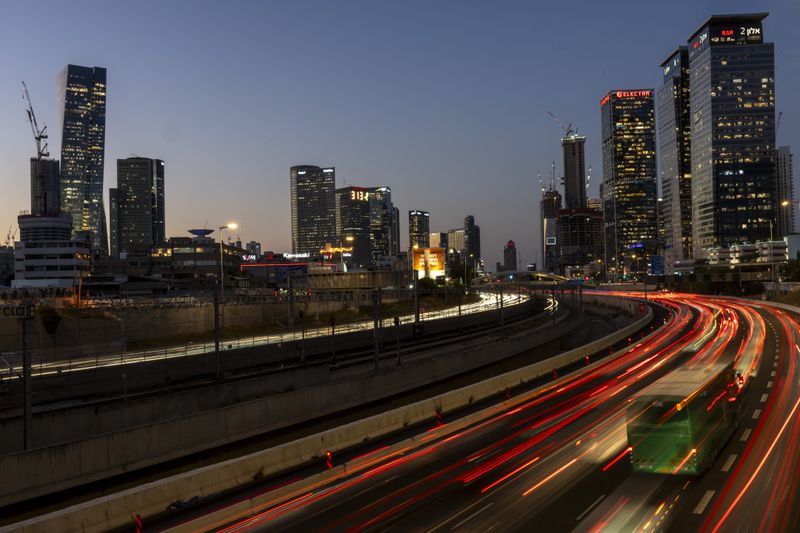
[218,222,238,302]
[214,222,237,375]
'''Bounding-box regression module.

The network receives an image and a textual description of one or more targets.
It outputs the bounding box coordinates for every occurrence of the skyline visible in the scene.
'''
[0,0,798,269]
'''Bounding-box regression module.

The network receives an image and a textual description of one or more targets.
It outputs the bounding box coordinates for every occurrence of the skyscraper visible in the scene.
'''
[777,146,795,236]
[503,240,517,271]
[464,215,481,264]
[58,64,107,253]
[392,206,401,253]
[562,134,587,209]
[409,210,430,249]
[30,158,60,217]
[688,13,776,253]
[657,47,693,261]
[369,187,394,262]
[541,188,562,273]
[109,188,119,258]
[290,165,336,254]
[600,89,658,276]
[111,157,166,256]
[335,186,373,267]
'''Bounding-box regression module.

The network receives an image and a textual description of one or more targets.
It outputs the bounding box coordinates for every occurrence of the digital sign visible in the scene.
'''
[412,247,446,279]
[709,24,763,45]
[350,189,370,202]
[615,90,651,99]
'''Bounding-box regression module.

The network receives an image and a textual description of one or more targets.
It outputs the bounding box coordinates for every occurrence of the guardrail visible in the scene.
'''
[1,294,651,533]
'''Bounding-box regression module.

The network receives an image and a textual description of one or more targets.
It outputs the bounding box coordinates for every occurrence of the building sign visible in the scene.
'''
[0,304,35,319]
[615,90,651,99]
[412,247,446,279]
[710,24,763,45]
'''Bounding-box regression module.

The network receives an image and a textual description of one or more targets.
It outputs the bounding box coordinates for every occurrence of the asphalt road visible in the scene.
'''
[171,293,800,533]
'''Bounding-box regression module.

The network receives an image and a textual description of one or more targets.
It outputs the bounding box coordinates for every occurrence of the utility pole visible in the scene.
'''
[213,289,221,378]
[373,287,381,370]
[21,303,32,450]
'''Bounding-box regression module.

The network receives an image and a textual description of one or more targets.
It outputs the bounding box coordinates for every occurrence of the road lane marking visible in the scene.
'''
[741,428,752,441]
[752,409,761,419]
[452,502,494,530]
[693,490,716,514]
[767,381,773,388]
[761,393,768,403]
[721,454,737,472]
[576,494,606,522]
[428,497,489,532]
[773,361,778,368]
[771,371,776,377]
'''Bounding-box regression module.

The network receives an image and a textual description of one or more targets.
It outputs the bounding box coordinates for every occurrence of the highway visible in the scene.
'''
[0,290,530,381]
[157,293,800,532]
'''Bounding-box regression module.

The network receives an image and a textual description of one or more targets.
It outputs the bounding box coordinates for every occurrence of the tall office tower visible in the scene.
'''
[30,158,61,216]
[600,89,658,276]
[776,146,794,237]
[58,64,108,253]
[562,134,587,209]
[503,240,517,271]
[657,47,693,260]
[111,158,166,257]
[391,206,401,253]
[246,241,262,257]
[447,228,466,253]
[409,210,430,249]
[335,186,373,267]
[430,232,448,250]
[541,188,562,273]
[290,165,336,254]
[464,215,481,263]
[109,188,119,258]
[688,13,776,254]
[369,187,394,262]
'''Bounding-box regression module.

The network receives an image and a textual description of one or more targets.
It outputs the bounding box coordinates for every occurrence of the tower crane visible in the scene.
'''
[547,111,573,137]
[22,82,49,159]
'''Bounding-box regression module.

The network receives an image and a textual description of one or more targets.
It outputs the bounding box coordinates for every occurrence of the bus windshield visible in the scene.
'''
[628,399,689,437]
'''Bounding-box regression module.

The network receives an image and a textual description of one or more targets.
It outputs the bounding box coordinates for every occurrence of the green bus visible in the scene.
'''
[626,363,740,475]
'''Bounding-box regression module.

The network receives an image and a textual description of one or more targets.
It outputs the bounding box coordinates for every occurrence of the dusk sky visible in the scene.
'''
[0,0,797,269]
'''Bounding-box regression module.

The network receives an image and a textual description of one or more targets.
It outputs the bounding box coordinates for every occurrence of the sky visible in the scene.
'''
[0,0,797,270]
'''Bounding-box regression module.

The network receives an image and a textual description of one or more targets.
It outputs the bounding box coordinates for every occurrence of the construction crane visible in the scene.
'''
[5,226,16,247]
[586,164,592,189]
[547,111,573,137]
[22,81,48,159]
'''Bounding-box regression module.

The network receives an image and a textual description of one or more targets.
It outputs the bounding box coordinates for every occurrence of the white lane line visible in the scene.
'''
[721,454,738,473]
[774,361,778,368]
[761,393,769,403]
[428,497,489,532]
[753,409,762,419]
[452,502,494,530]
[470,447,503,464]
[741,428,752,442]
[576,494,606,522]
[694,490,716,514]
[771,371,776,377]
[767,381,773,389]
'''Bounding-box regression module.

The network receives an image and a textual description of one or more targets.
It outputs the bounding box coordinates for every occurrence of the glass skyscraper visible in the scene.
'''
[657,47,693,261]
[600,90,658,276]
[58,64,107,253]
[290,165,336,254]
[408,210,430,249]
[110,157,166,257]
[335,186,373,267]
[688,13,776,253]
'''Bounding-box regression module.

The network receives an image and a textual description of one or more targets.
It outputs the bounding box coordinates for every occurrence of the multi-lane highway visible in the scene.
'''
[162,293,799,532]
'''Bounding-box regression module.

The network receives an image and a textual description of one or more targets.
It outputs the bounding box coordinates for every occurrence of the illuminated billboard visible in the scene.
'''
[412,247,446,279]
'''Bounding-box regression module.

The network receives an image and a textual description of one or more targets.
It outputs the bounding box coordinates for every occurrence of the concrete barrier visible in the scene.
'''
[1,295,653,533]
[0,301,569,506]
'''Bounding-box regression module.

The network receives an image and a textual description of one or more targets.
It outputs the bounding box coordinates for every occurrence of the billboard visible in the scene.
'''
[412,247,446,279]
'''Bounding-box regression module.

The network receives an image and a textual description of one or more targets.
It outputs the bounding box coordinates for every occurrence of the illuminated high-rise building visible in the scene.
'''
[503,240,517,271]
[58,64,107,253]
[464,215,481,266]
[110,157,165,257]
[290,165,336,254]
[657,47,693,261]
[369,187,395,262]
[688,13,776,253]
[776,146,794,236]
[600,89,658,275]
[409,210,430,249]
[540,188,562,273]
[335,186,373,267]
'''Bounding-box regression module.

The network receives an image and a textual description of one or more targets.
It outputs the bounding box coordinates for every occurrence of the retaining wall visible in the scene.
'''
[0,294,653,533]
